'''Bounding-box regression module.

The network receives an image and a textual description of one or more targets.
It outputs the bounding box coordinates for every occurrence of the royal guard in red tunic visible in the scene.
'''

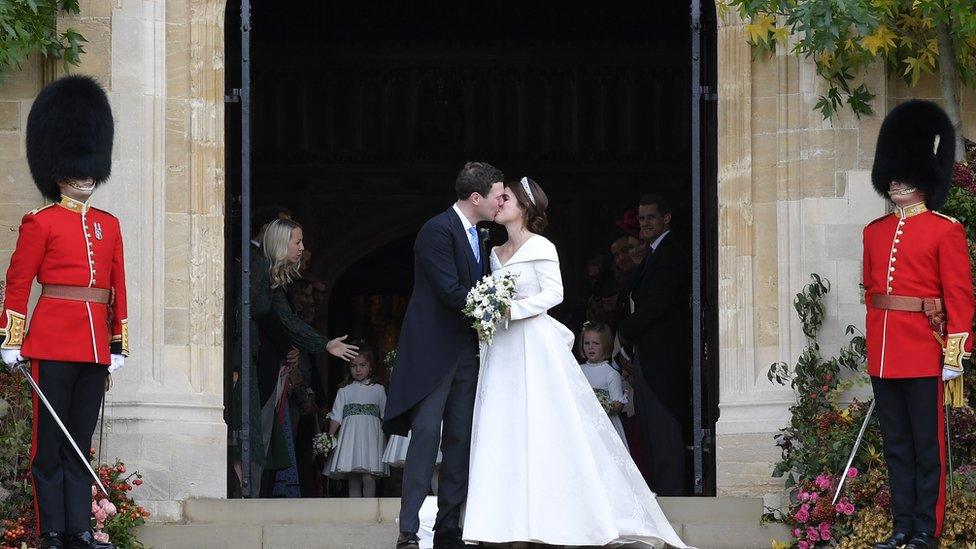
[0,76,126,549]
[864,100,974,549]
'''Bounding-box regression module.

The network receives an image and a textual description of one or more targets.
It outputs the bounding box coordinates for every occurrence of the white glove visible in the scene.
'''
[1,348,24,368]
[942,367,963,382]
[108,354,125,374]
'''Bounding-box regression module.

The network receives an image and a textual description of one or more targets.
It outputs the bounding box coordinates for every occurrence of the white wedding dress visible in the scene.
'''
[463,235,690,548]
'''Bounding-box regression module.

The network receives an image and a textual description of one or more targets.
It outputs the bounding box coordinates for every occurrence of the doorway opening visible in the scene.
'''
[225,0,719,497]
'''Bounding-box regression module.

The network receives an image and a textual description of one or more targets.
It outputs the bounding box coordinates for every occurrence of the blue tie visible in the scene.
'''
[468,226,481,264]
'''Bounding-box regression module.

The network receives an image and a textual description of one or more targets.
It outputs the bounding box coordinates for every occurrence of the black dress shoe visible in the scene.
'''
[433,528,465,549]
[38,532,64,549]
[396,532,420,549]
[67,531,115,549]
[905,532,938,549]
[874,532,911,549]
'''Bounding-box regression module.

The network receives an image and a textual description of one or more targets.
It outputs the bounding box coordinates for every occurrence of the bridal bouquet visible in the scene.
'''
[312,432,338,458]
[594,389,615,415]
[463,273,520,345]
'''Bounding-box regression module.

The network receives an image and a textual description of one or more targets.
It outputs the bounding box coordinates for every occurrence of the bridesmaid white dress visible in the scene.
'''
[323,381,389,478]
[463,235,690,548]
[581,360,630,449]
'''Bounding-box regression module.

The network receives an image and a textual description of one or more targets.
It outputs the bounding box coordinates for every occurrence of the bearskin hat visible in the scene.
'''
[26,75,114,202]
[871,100,955,210]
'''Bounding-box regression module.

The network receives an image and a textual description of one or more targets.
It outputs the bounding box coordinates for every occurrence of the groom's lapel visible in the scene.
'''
[445,207,480,283]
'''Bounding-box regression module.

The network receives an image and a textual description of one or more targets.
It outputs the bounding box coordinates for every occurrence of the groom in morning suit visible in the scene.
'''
[617,194,692,496]
[384,162,504,549]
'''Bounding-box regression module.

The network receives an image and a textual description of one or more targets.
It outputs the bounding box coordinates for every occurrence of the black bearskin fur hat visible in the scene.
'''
[871,99,955,210]
[26,75,114,202]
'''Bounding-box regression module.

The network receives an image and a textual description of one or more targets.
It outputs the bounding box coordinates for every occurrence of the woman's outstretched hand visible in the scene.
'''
[327,335,359,361]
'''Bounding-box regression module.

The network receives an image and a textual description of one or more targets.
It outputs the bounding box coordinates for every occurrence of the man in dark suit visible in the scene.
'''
[617,194,691,496]
[385,162,504,549]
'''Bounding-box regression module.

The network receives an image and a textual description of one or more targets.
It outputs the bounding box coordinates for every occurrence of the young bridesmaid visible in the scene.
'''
[579,321,629,448]
[324,344,388,497]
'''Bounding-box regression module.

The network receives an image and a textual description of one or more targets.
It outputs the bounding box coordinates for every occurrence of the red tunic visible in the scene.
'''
[0,196,128,365]
[862,205,974,378]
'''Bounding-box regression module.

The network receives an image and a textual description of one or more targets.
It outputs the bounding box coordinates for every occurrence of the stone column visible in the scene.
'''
[715,13,888,497]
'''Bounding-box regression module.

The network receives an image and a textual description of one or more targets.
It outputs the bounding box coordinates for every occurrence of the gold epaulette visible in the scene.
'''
[27,203,56,216]
[934,211,960,223]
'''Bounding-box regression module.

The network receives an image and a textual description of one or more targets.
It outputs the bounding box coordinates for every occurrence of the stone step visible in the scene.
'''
[137,497,791,549]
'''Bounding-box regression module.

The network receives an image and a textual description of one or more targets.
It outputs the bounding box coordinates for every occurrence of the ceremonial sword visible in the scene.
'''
[832,399,875,506]
[16,360,109,496]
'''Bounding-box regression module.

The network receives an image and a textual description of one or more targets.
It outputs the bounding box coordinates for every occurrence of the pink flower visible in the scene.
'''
[843,503,855,515]
[792,528,801,538]
[91,501,100,514]
[93,509,107,523]
[798,542,809,549]
[807,527,820,541]
[809,492,818,503]
[795,508,810,523]
[819,522,832,540]
[798,491,809,502]
[847,467,858,478]
[93,531,110,543]
[99,500,117,516]
[815,474,832,490]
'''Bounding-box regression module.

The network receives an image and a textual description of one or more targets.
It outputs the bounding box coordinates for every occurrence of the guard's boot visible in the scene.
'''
[874,532,911,549]
[38,532,64,549]
[67,531,115,549]
[904,532,938,549]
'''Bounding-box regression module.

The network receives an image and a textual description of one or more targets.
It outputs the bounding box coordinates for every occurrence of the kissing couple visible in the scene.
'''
[385,162,692,549]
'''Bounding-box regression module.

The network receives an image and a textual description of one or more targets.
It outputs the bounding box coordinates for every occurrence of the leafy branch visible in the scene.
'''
[0,0,87,77]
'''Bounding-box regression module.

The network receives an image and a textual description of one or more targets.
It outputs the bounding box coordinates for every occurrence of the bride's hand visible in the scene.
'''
[326,335,359,361]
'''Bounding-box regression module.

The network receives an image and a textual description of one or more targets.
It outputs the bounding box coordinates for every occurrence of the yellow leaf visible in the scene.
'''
[716,0,731,21]
[771,541,791,549]
[772,26,790,45]
[927,38,939,54]
[820,50,834,69]
[745,13,776,45]
[862,24,897,56]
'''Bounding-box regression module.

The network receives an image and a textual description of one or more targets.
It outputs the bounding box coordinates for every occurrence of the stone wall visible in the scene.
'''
[715,13,976,497]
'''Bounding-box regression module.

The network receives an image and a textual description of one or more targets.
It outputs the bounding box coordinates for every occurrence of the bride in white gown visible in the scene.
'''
[462,177,691,548]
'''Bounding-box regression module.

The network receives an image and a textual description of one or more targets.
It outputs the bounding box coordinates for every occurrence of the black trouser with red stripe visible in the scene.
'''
[30,360,107,534]
[871,376,946,538]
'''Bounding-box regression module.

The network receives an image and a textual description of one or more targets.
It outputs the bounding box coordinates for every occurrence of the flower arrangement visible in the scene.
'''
[593,389,614,415]
[383,350,397,370]
[92,459,150,549]
[463,273,519,345]
[312,432,337,459]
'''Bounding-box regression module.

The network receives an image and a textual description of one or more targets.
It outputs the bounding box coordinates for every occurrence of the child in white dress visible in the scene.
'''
[382,362,443,494]
[579,321,628,448]
[324,345,388,497]
[382,422,443,494]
